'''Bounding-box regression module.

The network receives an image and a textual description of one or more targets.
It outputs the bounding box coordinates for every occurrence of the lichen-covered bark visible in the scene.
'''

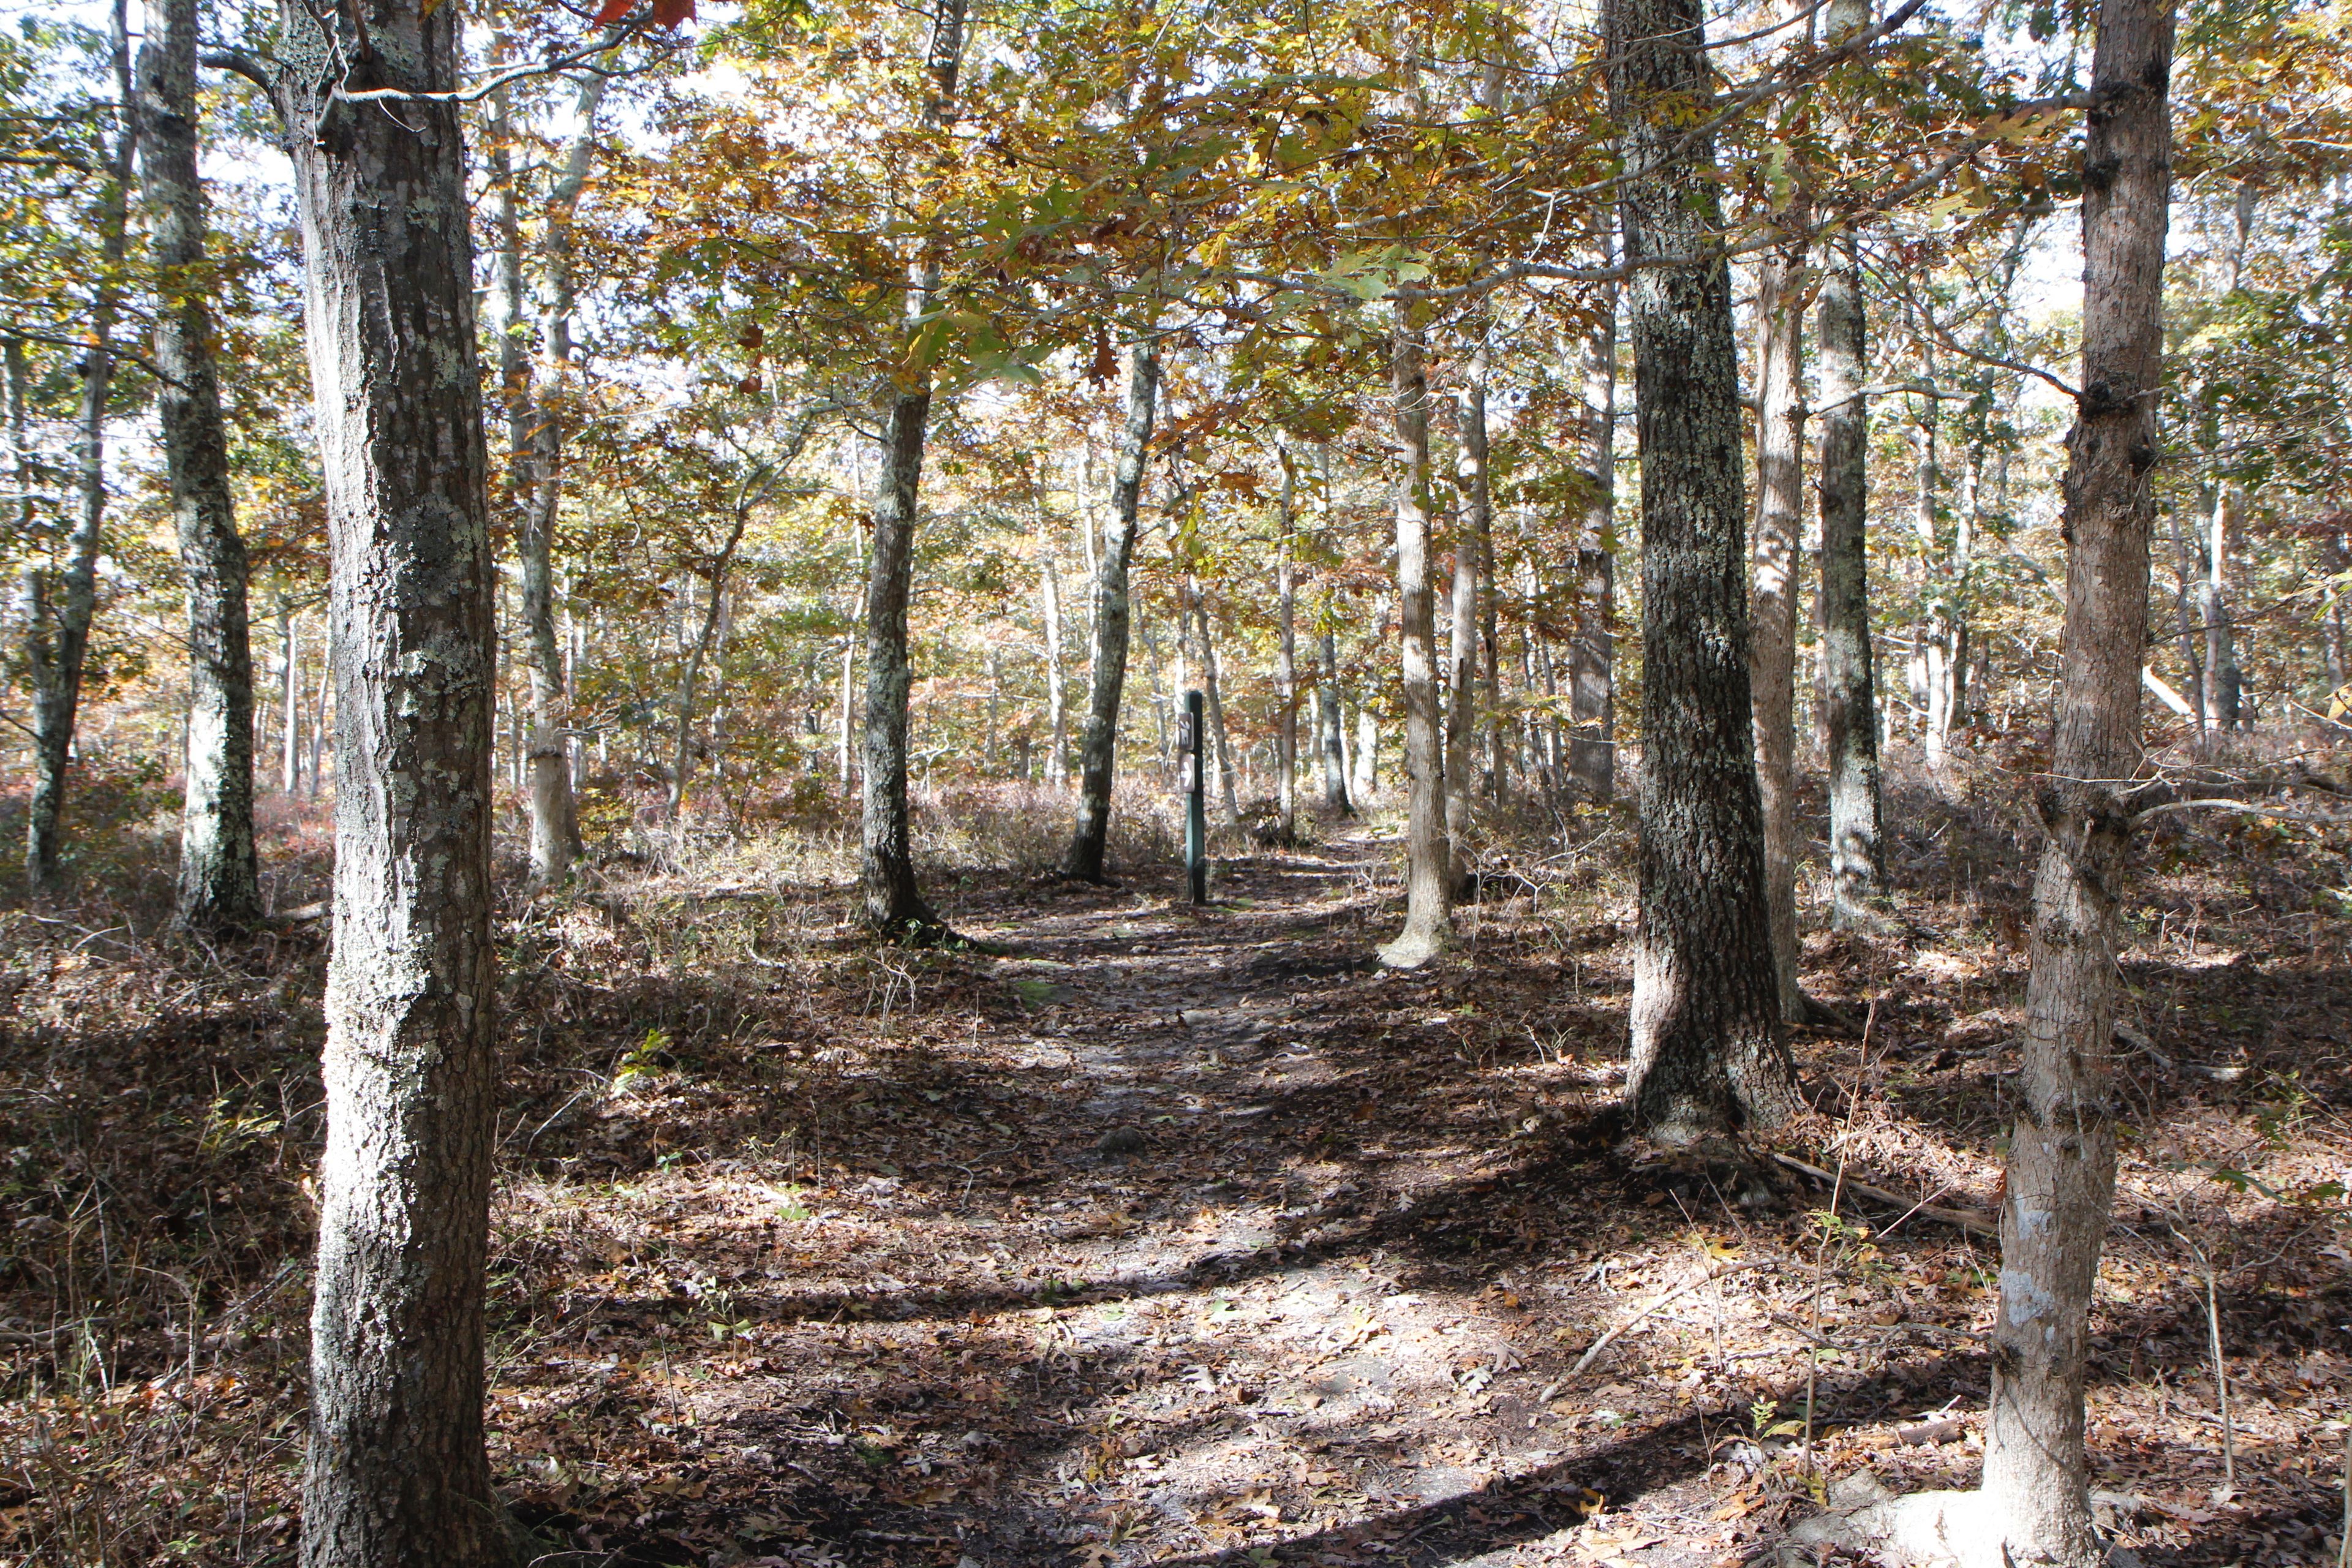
[1607,0,1796,1137]
[265,0,504,1561]
[1751,231,1807,1022]
[1063,344,1160,882]
[1378,326,1452,969]
[140,0,258,927]
[1815,225,1890,925]
[1982,0,2173,1558]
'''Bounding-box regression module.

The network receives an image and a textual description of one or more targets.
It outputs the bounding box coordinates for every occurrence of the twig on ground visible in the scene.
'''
[1570,1257,1773,1377]
[1770,1152,1997,1237]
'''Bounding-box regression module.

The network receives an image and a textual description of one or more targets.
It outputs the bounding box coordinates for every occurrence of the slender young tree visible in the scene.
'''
[1607,0,1798,1136]
[1567,285,1618,801]
[140,0,258,927]
[1317,620,1352,813]
[1444,331,1490,889]
[1814,0,1890,924]
[1378,321,1452,968]
[1063,343,1161,882]
[1751,220,1809,1022]
[231,0,508,1558]
[24,0,133,890]
[1273,445,1298,840]
[861,0,968,937]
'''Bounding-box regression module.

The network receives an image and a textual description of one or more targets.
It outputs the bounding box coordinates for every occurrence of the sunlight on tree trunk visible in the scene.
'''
[1751,217,1809,1023]
[1379,322,1452,970]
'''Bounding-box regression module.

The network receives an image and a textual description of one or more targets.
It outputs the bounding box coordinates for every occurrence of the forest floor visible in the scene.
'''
[2,762,2350,1567]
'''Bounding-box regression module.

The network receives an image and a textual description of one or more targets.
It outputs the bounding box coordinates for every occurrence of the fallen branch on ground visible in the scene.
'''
[1770,1152,1997,1238]
[1570,1257,1774,1377]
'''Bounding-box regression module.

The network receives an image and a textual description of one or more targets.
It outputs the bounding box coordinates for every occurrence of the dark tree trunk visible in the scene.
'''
[140,0,258,927]
[859,0,965,937]
[26,1,132,890]
[1568,287,1618,801]
[1815,225,1890,924]
[1751,222,1808,1022]
[1606,0,1797,1138]
[1063,344,1161,882]
[1983,0,2173,1553]
[263,1,505,1562]
[1379,324,1452,968]
[1189,578,1243,827]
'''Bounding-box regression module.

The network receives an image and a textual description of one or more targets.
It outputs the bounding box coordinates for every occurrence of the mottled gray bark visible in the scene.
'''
[1751,230,1807,1022]
[1607,0,1797,1138]
[25,1,132,890]
[861,0,965,937]
[1569,290,1618,801]
[263,0,505,1561]
[1980,1,2173,1560]
[1039,511,1068,785]
[140,0,257,927]
[1379,326,1452,968]
[1063,343,1160,882]
[1318,622,1352,813]
[1446,333,1489,885]
[1815,224,1890,924]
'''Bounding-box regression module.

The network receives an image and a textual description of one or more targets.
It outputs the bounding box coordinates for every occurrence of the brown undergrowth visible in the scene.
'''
[0,751,2346,1567]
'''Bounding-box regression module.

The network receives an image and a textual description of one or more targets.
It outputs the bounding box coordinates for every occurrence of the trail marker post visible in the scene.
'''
[1182,690,1207,905]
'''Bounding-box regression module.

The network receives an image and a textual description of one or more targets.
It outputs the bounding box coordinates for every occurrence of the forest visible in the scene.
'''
[1,0,2350,1561]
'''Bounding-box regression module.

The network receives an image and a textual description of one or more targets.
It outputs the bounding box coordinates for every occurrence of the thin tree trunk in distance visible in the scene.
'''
[836,633,856,786]
[1275,450,1298,839]
[1319,622,1352,813]
[1751,225,1809,1023]
[2202,481,2242,731]
[281,603,302,793]
[265,0,505,1556]
[1607,0,1797,1138]
[1379,325,1452,968]
[1815,217,1890,924]
[1569,287,1618,801]
[1063,343,1160,881]
[1189,579,1243,827]
[1039,509,1068,785]
[668,514,748,820]
[26,1,132,889]
[140,0,257,926]
[1446,333,1490,886]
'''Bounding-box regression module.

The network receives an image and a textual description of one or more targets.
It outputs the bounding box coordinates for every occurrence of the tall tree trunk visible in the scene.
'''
[1569,288,1619,801]
[836,632,857,787]
[26,1,132,890]
[1039,509,1068,786]
[1606,0,1797,1138]
[1275,450,1298,839]
[861,0,965,937]
[1063,344,1161,881]
[668,514,748,820]
[2167,504,2207,728]
[2201,481,2242,731]
[1445,334,1489,885]
[281,602,302,793]
[1318,621,1352,813]
[1910,392,1948,761]
[518,76,608,883]
[1816,219,1890,924]
[1379,323,1452,968]
[263,0,504,1559]
[140,0,258,926]
[1751,224,1809,1023]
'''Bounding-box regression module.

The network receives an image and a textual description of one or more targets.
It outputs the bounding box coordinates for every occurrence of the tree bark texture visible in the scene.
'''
[1607,0,1797,1137]
[25,4,132,890]
[1569,290,1618,802]
[1318,624,1352,813]
[1751,233,1808,1023]
[1446,333,1490,885]
[1039,517,1068,785]
[140,0,258,927]
[1815,228,1890,925]
[860,0,965,936]
[2200,481,2242,731]
[1063,344,1160,882]
[1379,327,1452,968]
[265,1,505,1561]
[1274,451,1298,837]
[1981,0,2173,1559]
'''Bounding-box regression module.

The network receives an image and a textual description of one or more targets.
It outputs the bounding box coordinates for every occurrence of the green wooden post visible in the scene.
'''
[1183,688,1206,904]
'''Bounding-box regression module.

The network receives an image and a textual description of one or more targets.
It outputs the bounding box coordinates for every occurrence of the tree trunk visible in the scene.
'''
[1379,324,1452,968]
[1815,219,1890,925]
[1607,0,1797,1139]
[1318,622,1352,813]
[140,0,258,926]
[836,632,857,787]
[518,77,608,883]
[265,0,505,1559]
[1189,579,1243,827]
[860,0,965,937]
[1931,4,2174,1562]
[1751,225,1808,1023]
[2167,503,2206,728]
[281,602,302,793]
[1354,696,1379,801]
[25,2,132,890]
[1446,334,1489,887]
[1275,451,1298,839]
[1063,344,1161,882]
[1039,510,1068,786]
[668,514,748,821]
[1569,289,1618,801]
[2201,482,2242,731]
